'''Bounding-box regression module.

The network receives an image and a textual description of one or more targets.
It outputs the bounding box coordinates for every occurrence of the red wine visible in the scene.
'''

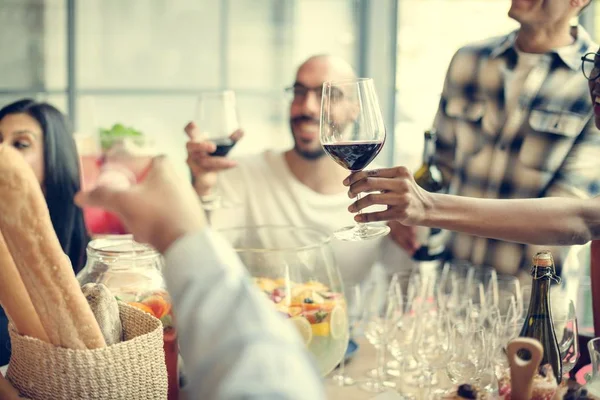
[212,137,236,157]
[322,141,384,171]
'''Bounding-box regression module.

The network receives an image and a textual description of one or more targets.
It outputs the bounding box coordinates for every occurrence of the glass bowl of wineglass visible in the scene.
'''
[218,225,349,376]
[320,77,390,241]
[193,90,242,211]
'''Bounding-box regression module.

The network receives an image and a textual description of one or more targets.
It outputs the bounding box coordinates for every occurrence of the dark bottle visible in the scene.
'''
[412,130,446,261]
[519,250,563,383]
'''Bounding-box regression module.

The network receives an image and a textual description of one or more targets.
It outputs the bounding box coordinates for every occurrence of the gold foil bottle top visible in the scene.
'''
[532,251,554,267]
[531,250,560,283]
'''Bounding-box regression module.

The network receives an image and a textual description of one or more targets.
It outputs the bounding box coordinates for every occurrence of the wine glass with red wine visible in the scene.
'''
[194,90,241,211]
[320,78,390,241]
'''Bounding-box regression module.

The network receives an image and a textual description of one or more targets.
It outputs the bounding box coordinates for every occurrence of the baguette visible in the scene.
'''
[82,283,123,346]
[0,232,48,342]
[0,146,105,349]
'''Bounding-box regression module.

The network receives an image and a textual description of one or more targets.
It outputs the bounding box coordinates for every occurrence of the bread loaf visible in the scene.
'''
[0,233,48,342]
[0,146,105,349]
[82,283,123,346]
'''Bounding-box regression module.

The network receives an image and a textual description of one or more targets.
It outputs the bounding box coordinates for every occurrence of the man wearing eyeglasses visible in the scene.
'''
[185,54,410,291]
[387,0,600,280]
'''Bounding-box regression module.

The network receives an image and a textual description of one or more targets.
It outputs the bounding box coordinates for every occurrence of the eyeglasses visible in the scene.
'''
[284,84,323,102]
[284,84,346,103]
[581,52,600,81]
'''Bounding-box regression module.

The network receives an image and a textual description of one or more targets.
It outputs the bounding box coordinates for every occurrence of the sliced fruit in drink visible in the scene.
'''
[311,322,330,337]
[290,316,313,345]
[329,305,348,340]
[142,295,172,318]
[304,309,329,324]
[288,306,303,317]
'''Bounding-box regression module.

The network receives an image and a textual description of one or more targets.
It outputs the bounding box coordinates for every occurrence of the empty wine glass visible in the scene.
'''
[193,90,242,212]
[447,324,486,386]
[360,278,402,393]
[320,78,390,241]
[330,284,363,387]
[365,275,404,380]
[413,313,453,397]
[554,300,579,379]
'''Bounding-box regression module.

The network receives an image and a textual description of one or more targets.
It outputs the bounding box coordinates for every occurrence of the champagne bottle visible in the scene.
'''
[413,129,446,261]
[519,250,563,383]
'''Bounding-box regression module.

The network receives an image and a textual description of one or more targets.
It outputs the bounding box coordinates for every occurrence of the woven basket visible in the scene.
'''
[6,303,168,400]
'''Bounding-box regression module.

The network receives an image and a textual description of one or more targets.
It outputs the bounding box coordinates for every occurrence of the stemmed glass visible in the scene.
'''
[360,276,402,393]
[554,299,579,380]
[320,78,390,241]
[413,312,453,397]
[330,284,364,387]
[193,90,242,213]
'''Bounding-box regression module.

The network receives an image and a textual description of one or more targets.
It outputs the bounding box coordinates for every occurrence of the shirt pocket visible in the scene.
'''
[519,108,588,172]
[444,97,487,156]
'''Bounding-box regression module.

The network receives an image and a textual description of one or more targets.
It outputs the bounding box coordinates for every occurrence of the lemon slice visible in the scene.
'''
[311,323,330,337]
[290,316,313,346]
[329,305,348,340]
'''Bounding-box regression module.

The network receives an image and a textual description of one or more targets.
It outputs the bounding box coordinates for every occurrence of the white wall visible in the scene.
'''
[394,0,518,169]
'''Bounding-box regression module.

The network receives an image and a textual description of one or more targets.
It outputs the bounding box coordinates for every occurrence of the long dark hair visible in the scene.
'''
[0,99,89,273]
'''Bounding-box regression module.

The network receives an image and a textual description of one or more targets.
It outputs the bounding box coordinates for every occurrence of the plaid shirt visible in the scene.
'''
[433,26,600,276]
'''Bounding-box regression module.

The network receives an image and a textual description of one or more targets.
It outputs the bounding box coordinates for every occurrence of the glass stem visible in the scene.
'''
[205,208,213,226]
[338,354,346,377]
[377,338,386,384]
[356,192,367,234]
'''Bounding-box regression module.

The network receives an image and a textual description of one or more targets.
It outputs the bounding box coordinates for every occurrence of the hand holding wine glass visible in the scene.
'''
[320,78,390,241]
[186,90,243,210]
[185,123,242,193]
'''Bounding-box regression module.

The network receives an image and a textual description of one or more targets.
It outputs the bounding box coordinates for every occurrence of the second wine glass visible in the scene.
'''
[320,78,390,241]
[194,90,241,212]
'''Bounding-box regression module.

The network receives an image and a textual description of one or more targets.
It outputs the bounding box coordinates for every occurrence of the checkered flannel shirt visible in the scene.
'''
[433,26,600,276]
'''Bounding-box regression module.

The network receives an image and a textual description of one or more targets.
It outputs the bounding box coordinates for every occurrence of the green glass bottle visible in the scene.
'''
[413,129,446,262]
[519,250,563,383]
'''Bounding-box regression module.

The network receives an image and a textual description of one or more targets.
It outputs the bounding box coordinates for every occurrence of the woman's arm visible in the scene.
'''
[425,194,600,246]
[344,166,600,246]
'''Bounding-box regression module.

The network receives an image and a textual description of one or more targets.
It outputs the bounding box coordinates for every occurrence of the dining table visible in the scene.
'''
[324,337,453,400]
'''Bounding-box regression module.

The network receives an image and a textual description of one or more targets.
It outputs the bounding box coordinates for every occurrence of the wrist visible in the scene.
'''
[421,191,439,226]
[152,214,207,253]
[193,177,214,198]
[153,226,202,254]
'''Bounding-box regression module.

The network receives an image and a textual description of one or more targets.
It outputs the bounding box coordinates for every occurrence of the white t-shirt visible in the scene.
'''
[209,150,412,289]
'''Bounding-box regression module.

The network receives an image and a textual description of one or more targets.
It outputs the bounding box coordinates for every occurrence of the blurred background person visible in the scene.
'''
[387,0,600,282]
[0,98,88,365]
[186,54,411,292]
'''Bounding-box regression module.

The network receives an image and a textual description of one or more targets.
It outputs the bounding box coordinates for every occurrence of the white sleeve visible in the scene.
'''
[163,230,326,400]
[377,236,416,281]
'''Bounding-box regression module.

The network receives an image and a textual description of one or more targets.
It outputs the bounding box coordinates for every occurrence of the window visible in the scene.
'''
[74,0,359,178]
[0,0,361,179]
[0,0,66,90]
[394,0,517,170]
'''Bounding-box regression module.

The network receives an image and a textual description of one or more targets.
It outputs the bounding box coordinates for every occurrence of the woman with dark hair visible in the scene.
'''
[0,98,89,365]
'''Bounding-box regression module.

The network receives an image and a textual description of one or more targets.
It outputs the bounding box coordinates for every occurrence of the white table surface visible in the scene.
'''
[324,337,447,400]
[1,339,445,399]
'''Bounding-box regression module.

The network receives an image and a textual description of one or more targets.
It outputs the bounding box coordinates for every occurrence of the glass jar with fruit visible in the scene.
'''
[218,226,349,376]
[76,235,179,400]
